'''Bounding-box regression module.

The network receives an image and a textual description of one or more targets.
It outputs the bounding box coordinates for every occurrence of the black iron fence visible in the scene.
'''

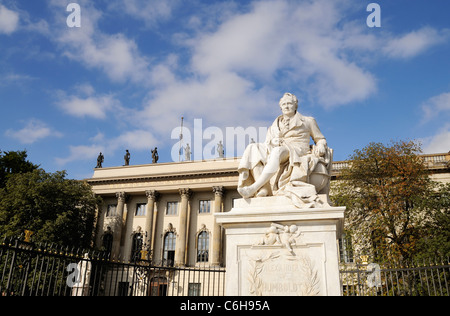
[339,257,450,296]
[1,238,225,297]
[3,237,449,296]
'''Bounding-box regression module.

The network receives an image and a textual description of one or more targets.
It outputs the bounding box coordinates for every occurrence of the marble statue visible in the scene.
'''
[237,93,333,208]
[185,144,191,161]
[217,141,224,158]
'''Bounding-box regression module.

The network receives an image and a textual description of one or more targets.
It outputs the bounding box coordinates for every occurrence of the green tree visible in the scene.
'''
[0,169,101,248]
[0,150,39,188]
[331,140,449,262]
[415,182,450,259]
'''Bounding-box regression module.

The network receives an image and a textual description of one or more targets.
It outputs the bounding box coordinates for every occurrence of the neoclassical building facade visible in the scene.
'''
[89,158,242,267]
[87,153,450,267]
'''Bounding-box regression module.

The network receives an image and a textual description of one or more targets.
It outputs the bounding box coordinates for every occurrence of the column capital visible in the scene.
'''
[179,188,192,199]
[116,192,128,202]
[145,190,160,201]
[212,186,225,197]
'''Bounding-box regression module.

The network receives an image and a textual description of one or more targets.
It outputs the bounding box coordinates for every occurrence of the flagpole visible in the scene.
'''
[179,117,184,162]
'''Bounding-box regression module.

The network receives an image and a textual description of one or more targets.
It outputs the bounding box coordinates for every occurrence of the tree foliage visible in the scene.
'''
[415,182,450,260]
[0,150,39,188]
[0,164,101,248]
[331,140,449,262]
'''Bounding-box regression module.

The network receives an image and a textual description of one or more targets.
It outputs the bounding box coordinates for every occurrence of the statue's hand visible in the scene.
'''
[271,138,282,146]
[314,143,327,157]
[240,170,249,180]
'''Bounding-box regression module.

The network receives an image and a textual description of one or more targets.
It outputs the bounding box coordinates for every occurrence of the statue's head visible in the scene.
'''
[279,93,298,111]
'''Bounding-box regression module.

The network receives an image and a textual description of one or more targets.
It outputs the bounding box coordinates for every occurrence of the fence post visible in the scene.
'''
[5,239,19,296]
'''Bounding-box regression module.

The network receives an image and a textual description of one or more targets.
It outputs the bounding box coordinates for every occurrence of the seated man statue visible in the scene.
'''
[237,93,332,208]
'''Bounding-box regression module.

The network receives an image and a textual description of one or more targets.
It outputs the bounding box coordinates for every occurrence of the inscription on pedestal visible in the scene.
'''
[243,248,323,296]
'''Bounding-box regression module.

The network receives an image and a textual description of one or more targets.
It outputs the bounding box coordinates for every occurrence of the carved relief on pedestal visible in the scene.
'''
[240,222,323,296]
[256,223,303,255]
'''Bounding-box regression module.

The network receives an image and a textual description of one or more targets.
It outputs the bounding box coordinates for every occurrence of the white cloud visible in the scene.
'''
[140,69,274,138]
[55,144,104,166]
[422,125,450,154]
[47,0,450,165]
[55,84,123,119]
[137,0,378,134]
[49,1,151,84]
[109,0,178,26]
[420,92,450,154]
[186,1,378,108]
[0,72,36,86]
[57,94,120,120]
[113,130,159,151]
[176,1,449,111]
[192,1,288,78]
[49,0,447,118]
[422,92,450,122]
[67,33,150,83]
[0,4,19,35]
[5,119,62,144]
[383,27,449,59]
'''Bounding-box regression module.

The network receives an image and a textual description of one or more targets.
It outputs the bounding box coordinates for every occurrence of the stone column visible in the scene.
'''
[95,202,105,248]
[175,188,192,267]
[112,192,127,259]
[212,186,225,266]
[145,190,160,254]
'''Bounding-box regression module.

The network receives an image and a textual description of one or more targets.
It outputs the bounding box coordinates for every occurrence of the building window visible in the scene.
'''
[199,200,211,214]
[339,234,354,263]
[197,231,209,263]
[150,277,167,296]
[188,283,201,296]
[106,204,117,217]
[166,202,178,215]
[163,232,176,267]
[135,203,147,216]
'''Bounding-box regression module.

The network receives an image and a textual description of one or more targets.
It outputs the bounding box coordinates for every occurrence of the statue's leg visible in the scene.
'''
[238,147,289,198]
[251,164,272,197]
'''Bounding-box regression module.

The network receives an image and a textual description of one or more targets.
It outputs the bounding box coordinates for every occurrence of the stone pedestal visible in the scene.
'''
[215,196,345,296]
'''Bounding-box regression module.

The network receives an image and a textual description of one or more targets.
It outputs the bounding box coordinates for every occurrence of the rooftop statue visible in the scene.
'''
[124,150,130,166]
[237,93,332,208]
[217,141,224,158]
[152,147,159,163]
[96,152,104,168]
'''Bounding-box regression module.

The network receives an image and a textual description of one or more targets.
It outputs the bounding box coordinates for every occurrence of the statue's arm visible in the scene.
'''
[309,117,327,156]
[266,119,282,148]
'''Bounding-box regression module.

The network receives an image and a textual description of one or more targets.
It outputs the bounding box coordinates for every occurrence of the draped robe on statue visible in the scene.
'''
[238,112,331,208]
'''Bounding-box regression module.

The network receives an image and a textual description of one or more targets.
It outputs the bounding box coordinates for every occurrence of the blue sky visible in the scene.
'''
[0,0,449,179]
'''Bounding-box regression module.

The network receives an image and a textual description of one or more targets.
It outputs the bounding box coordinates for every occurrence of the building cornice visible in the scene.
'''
[86,153,449,187]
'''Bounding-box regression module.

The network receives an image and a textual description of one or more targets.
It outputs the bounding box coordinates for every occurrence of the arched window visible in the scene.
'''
[163,232,176,267]
[197,231,209,263]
